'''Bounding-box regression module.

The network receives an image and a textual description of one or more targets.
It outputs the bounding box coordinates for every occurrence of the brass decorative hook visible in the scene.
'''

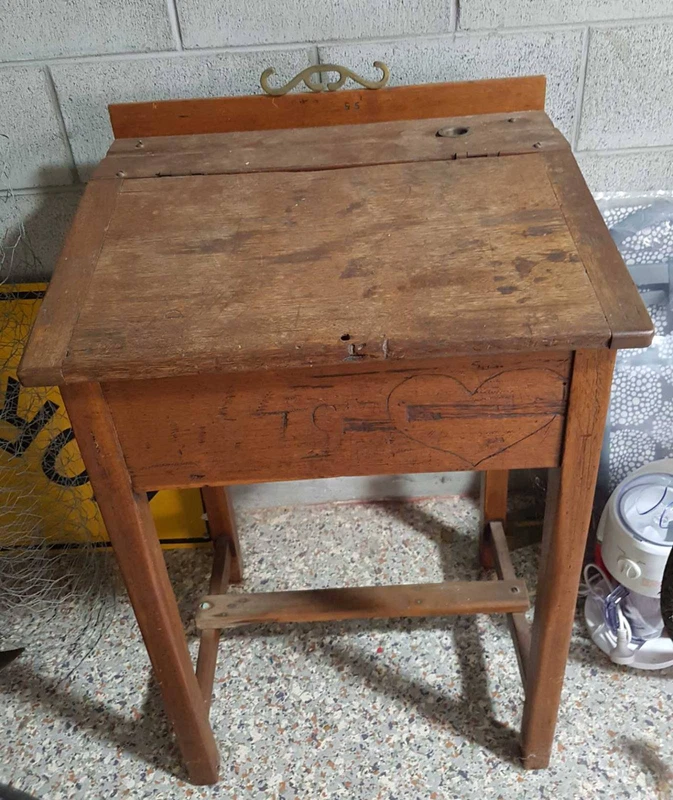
[260,62,390,96]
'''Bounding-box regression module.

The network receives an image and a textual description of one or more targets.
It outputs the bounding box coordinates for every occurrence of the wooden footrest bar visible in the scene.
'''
[489,520,532,686]
[196,578,529,630]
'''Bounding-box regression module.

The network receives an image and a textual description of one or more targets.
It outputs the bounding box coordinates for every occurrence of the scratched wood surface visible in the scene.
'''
[17,179,122,387]
[196,578,530,630]
[94,111,568,180]
[489,520,531,685]
[103,352,571,490]
[108,76,547,139]
[37,154,610,386]
[61,381,220,783]
[543,150,653,349]
[521,348,616,768]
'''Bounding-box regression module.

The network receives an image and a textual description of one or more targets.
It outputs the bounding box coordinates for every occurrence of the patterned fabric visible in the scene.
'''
[597,193,673,499]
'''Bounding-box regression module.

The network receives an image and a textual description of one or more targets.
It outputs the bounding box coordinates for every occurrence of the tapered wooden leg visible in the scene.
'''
[196,538,231,711]
[62,383,219,785]
[479,470,509,569]
[201,486,243,583]
[521,350,615,769]
[489,521,531,686]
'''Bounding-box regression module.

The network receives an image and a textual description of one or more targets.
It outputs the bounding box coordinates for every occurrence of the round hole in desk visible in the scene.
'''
[437,126,470,137]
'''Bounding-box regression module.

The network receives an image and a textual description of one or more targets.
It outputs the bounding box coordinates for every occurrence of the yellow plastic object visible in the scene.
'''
[0,283,208,548]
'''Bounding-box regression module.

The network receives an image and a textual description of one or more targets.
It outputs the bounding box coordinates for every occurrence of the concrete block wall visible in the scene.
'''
[1,0,673,282]
[2,1,670,506]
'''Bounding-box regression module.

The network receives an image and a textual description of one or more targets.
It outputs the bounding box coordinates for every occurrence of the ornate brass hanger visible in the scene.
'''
[260,62,390,96]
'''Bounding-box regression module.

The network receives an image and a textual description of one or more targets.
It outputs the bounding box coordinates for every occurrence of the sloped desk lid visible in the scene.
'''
[19,112,652,386]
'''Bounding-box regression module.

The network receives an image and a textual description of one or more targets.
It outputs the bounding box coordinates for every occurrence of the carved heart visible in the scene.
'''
[387,370,561,467]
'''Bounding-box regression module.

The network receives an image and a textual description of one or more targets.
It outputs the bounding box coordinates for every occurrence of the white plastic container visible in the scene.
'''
[586,458,673,669]
[598,459,673,597]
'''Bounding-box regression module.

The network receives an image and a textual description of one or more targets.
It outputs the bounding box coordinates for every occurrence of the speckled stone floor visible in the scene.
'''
[2,497,673,799]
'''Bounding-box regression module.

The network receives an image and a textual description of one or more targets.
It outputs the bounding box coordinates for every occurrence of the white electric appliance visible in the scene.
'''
[584,459,673,669]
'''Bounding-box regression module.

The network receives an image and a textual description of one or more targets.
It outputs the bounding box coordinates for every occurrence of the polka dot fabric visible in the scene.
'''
[596,193,673,493]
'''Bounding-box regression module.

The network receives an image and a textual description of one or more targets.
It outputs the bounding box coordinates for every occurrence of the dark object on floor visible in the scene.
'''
[661,548,673,639]
[0,784,40,800]
[0,649,23,671]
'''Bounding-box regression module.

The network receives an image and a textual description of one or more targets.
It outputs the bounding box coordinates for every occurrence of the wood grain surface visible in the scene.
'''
[61,382,220,784]
[521,348,616,769]
[479,470,510,569]
[94,112,567,180]
[56,155,609,384]
[489,520,531,685]
[19,77,648,785]
[201,486,243,583]
[196,578,529,629]
[103,352,571,490]
[108,76,547,139]
[195,538,231,711]
[543,150,653,349]
[17,179,122,387]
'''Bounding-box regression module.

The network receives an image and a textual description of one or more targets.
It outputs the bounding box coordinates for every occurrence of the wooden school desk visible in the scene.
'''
[19,76,652,784]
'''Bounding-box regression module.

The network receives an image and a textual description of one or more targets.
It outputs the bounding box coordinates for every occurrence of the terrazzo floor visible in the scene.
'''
[2,497,673,799]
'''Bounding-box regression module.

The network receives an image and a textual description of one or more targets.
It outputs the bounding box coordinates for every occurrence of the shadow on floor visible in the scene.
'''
[381,500,479,582]
[222,501,521,763]
[1,661,183,778]
[224,612,521,765]
[0,785,41,800]
[222,500,522,766]
[382,499,536,649]
[621,737,673,798]
[386,498,673,690]
[2,500,522,779]
[311,615,520,764]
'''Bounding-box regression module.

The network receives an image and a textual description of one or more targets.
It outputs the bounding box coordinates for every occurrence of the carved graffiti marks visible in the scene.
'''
[105,353,571,489]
